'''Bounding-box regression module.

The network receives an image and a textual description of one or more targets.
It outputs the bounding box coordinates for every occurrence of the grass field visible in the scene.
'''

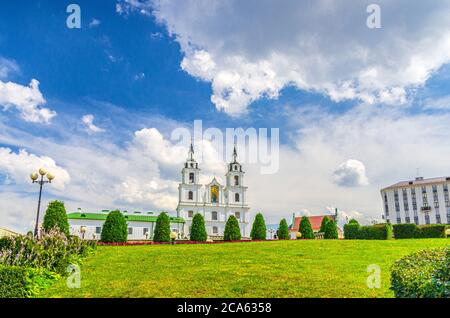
[42,239,449,298]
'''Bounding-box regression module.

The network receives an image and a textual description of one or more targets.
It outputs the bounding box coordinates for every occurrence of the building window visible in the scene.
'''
[394,190,400,212]
[189,172,194,183]
[405,217,410,224]
[212,226,218,234]
[411,188,417,211]
[211,185,219,203]
[143,228,149,235]
[414,216,419,225]
[235,212,241,221]
[424,212,430,225]
[234,165,238,171]
[188,191,193,200]
[234,175,239,186]
[128,227,133,235]
[402,189,409,211]
[396,217,401,224]
[212,211,218,221]
[422,187,428,207]
[383,192,389,216]
[235,193,240,202]
[447,208,450,224]
[95,227,101,234]
[188,211,194,218]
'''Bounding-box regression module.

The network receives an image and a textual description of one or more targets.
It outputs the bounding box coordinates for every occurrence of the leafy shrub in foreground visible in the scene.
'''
[391,247,449,298]
[190,213,207,241]
[42,200,70,236]
[100,210,128,243]
[277,218,290,240]
[299,217,314,239]
[250,213,267,240]
[153,212,171,242]
[224,215,241,241]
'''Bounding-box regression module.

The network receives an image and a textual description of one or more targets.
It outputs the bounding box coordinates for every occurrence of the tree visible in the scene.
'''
[100,210,128,243]
[348,218,360,225]
[299,216,314,239]
[42,200,69,236]
[250,213,267,240]
[324,220,339,239]
[190,213,207,241]
[277,218,289,240]
[319,216,331,233]
[153,212,171,242]
[224,215,241,241]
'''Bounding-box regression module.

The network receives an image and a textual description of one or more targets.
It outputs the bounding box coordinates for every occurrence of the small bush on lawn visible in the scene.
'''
[391,247,449,298]
[277,219,290,240]
[299,217,314,239]
[153,212,171,242]
[0,265,59,298]
[42,200,70,236]
[319,216,330,233]
[393,224,418,239]
[101,210,128,243]
[250,213,267,240]
[344,219,360,239]
[224,215,241,241]
[417,225,447,238]
[190,213,207,241]
[324,220,339,239]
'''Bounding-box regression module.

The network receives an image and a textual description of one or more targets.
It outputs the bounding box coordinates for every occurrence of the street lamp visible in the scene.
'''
[170,231,177,245]
[30,168,55,238]
[80,226,87,240]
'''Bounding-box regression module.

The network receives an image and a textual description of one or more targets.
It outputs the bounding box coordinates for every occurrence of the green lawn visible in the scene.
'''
[42,239,449,298]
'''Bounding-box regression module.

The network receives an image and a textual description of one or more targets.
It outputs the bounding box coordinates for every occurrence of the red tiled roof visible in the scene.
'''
[290,215,336,232]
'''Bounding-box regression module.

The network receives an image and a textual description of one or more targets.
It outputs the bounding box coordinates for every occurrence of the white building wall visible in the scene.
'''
[381,180,450,225]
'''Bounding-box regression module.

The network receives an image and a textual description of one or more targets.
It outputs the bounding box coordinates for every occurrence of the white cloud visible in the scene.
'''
[134,72,145,80]
[81,114,105,133]
[145,0,450,114]
[0,79,56,123]
[333,159,369,187]
[423,95,450,110]
[89,18,101,28]
[0,57,19,79]
[0,148,70,190]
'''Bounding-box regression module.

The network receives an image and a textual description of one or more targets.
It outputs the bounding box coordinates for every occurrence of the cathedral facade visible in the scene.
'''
[176,144,251,239]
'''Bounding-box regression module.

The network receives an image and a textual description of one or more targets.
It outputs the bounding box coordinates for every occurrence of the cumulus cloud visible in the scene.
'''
[0,79,56,123]
[140,0,450,114]
[423,95,450,110]
[88,18,101,28]
[0,148,70,190]
[81,114,105,133]
[333,159,369,187]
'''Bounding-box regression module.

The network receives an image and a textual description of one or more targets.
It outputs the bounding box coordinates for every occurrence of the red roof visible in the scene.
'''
[290,215,336,232]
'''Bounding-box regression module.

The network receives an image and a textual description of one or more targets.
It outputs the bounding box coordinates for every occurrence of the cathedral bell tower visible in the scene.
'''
[225,145,247,205]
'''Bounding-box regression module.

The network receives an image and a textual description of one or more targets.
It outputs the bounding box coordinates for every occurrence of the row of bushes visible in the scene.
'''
[391,247,449,298]
[393,224,448,239]
[344,220,393,240]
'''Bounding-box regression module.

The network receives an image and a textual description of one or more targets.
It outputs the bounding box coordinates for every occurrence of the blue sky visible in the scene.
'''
[1,1,450,232]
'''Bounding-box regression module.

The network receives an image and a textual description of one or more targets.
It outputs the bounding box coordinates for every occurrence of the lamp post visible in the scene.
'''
[170,231,177,245]
[80,226,87,240]
[30,168,55,238]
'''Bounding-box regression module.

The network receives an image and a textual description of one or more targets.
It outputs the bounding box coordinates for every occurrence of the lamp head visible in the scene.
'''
[30,172,39,181]
[170,231,177,240]
[46,173,55,181]
[38,168,47,176]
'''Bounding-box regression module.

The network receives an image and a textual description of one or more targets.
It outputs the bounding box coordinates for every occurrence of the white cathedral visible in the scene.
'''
[176,143,251,239]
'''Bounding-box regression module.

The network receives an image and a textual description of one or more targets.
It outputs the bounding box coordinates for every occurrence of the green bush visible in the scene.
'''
[344,223,360,239]
[0,237,12,251]
[277,218,290,240]
[100,210,128,243]
[324,220,339,239]
[190,213,207,241]
[153,212,171,242]
[250,213,267,240]
[299,216,314,239]
[224,215,242,241]
[393,223,418,239]
[417,225,447,238]
[42,200,70,236]
[0,265,59,298]
[391,247,449,298]
[319,216,330,233]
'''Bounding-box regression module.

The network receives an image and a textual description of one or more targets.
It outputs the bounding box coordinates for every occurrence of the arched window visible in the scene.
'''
[212,211,218,221]
[189,172,194,183]
[211,185,219,203]
[235,212,241,221]
[188,191,193,200]
[234,175,239,186]
[212,226,218,234]
[234,165,237,171]
[235,193,240,202]
[188,211,194,218]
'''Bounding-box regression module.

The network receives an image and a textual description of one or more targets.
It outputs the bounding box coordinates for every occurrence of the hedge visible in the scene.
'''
[344,222,392,240]
[391,247,449,298]
[0,265,59,298]
[393,224,448,239]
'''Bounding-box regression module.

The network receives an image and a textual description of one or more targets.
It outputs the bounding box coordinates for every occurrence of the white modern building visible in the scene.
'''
[176,143,251,239]
[380,176,450,225]
[67,209,185,240]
